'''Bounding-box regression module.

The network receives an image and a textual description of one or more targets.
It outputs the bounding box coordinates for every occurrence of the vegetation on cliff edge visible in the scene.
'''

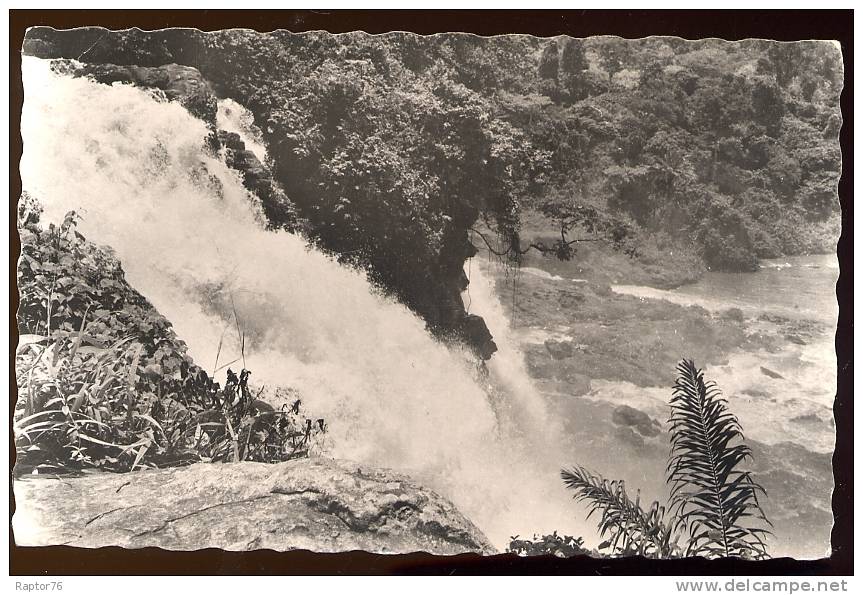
[15,194,325,475]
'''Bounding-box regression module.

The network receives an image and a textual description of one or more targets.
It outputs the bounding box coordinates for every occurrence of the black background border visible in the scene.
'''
[8,9,854,576]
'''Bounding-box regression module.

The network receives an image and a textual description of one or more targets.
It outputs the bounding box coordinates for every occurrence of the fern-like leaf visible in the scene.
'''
[667,359,772,559]
[562,466,676,558]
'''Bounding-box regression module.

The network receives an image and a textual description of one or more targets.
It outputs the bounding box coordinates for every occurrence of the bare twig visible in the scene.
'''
[76,33,109,61]
[212,320,233,377]
[228,291,245,370]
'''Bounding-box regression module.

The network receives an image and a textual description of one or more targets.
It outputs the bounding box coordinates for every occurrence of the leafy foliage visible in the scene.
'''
[596,38,633,83]
[562,360,771,559]
[15,199,325,474]
[538,42,559,81]
[518,38,840,271]
[561,466,676,558]
[507,532,592,558]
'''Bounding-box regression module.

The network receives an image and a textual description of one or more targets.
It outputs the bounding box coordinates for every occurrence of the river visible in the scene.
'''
[613,254,839,326]
[610,254,838,454]
[492,251,838,558]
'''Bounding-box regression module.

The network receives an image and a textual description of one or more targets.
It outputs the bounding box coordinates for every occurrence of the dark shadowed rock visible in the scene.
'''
[524,348,591,395]
[53,60,218,124]
[461,314,497,361]
[614,425,645,448]
[13,457,495,555]
[785,334,808,345]
[567,373,592,396]
[216,130,274,195]
[611,405,661,437]
[760,366,785,379]
[741,389,772,399]
[544,338,575,359]
[720,307,746,322]
[790,413,823,425]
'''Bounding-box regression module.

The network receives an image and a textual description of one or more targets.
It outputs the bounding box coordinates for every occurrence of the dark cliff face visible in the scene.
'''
[215,130,303,231]
[25,28,500,361]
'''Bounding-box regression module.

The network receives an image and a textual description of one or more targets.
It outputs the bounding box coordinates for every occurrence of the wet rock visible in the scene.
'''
[525,349,554,379]
[594,284,613,297]
[785,334,808,345]
[688,304,711,317]
[790,413,823,425]
[524,349,591,394]
[564,373,592,396]
[544,339,575,360]
[614,425,645,448]
[461,314,497,361]
[741,389,772,399]
[760,366,785,379]
[54,61,218,124]
[428,220,496,361]
[12,457,495,555]
[611,405,661,437]
[720,307,746,322]
[218,130,245,152]
[558,290,586,309]
[758,313,791,325]
[217,130,274,196]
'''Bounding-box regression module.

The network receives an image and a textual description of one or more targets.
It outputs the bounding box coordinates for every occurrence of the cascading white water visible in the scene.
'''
[465,262,563,442]
[216,98,269,164]
[20,57,588,548]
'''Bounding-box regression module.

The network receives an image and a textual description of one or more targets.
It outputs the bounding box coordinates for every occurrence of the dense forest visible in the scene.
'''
[23,29,843,354]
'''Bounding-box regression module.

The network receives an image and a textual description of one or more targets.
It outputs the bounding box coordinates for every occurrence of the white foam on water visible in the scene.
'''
[519,267,565,282]
[611,283,746,313]
[216,98,269,164]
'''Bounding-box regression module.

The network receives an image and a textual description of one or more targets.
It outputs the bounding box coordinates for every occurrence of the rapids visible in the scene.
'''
[20,56,584,549]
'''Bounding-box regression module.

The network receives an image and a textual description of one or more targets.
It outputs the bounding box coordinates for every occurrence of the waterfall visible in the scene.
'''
[20,56,585,548]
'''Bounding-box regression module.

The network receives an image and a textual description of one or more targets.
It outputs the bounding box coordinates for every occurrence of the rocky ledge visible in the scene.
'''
[13,457,495,555]
[52,60,219,123]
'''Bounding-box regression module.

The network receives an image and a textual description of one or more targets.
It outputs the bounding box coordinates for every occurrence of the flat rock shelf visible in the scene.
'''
[12,457,496,555]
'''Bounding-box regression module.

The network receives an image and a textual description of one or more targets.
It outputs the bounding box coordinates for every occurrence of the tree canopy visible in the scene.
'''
[24,29,842,344]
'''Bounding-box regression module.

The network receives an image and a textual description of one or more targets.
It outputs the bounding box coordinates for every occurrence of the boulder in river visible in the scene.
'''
[611,404,662,437]
[544,338,575,360]
[760,366,785,379]
[720,307,746,322]
[12,457,495,555]
[785,334,808,345]
[790,413,823,425]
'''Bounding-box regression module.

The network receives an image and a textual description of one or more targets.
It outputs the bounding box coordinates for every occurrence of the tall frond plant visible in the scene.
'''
[667,359,771,558]
[561,359,772,559]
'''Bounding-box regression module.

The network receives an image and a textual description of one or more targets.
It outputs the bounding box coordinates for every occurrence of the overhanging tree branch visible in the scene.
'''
[469,226,605,261]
